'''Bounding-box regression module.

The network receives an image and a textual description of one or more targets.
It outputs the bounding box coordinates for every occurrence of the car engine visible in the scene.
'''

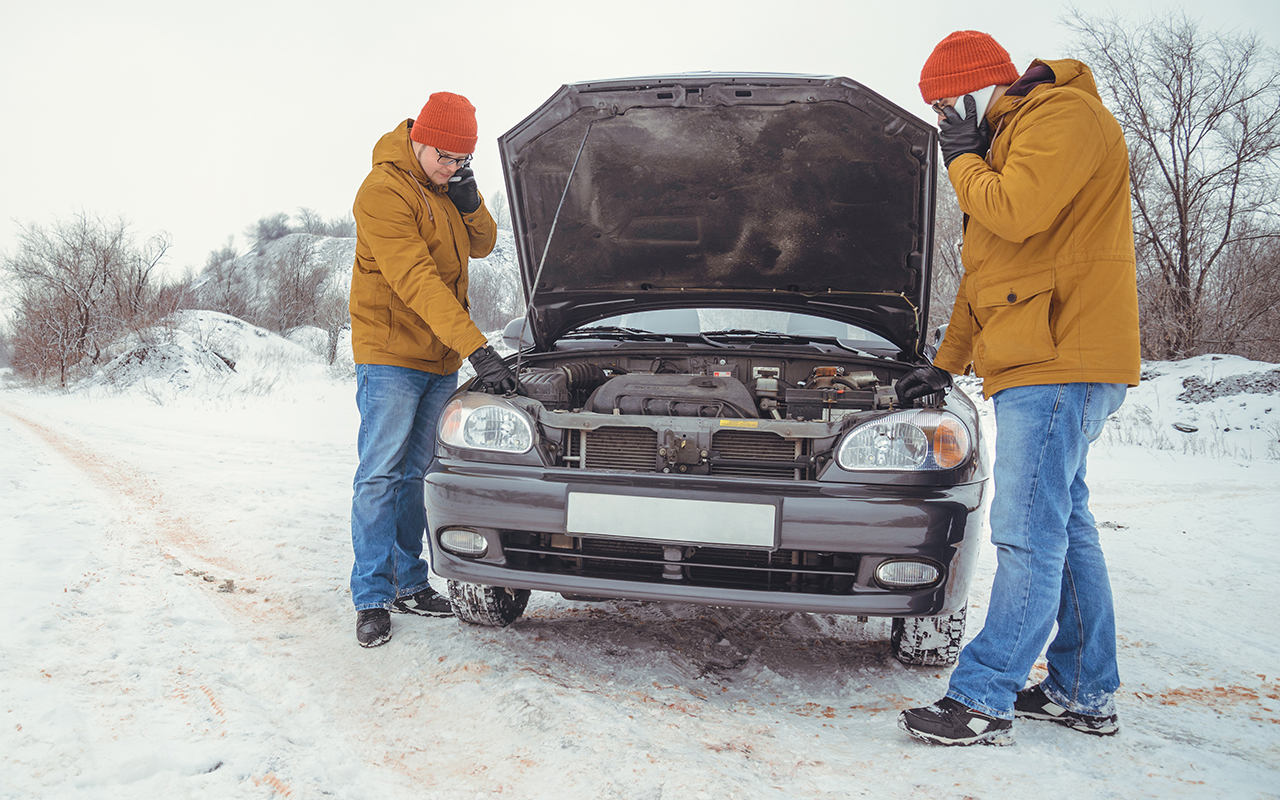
[517,358,897,422]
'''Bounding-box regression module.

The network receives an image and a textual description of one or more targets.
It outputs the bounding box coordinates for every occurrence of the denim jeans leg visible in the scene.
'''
[1043,383,1126,716]
[350,364,457,610]
[390,369,458,599]
[946,383,1119,719]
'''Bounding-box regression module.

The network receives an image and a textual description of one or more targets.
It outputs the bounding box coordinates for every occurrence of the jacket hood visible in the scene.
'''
[372,120,439,188]
[1042,58,1100,97]
[498,73,940,355]
[989,59,1103,124]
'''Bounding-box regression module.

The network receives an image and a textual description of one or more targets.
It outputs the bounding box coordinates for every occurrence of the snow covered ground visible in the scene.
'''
[2,322,1279,799]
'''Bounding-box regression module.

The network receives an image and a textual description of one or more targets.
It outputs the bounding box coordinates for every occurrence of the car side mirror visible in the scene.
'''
[502,317,534,351]
[924,323,948,362]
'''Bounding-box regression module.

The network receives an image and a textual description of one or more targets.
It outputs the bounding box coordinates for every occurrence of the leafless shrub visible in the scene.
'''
[261,236,350,362]
[1196,232,1280,360]
[2,213,175,387]
[196,238,256,321]
[267,237,326,332]
[297,207,356,238]
[245,213,294,254]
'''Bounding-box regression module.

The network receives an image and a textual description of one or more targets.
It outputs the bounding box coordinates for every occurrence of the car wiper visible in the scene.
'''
[560,326,668,341]
[698,330,884,358]
[796,334,887,359]
[698,329,794,339]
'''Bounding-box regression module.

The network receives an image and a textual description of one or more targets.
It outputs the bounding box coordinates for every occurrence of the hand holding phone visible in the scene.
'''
[937,95,990,166]
[446,166,481,214]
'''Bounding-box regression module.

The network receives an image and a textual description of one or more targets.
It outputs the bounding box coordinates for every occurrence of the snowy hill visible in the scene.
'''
[79,310,336,403]
[1105,355,1280,460]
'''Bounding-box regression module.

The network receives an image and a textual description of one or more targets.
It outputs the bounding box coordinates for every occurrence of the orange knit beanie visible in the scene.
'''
[919,31,1020,102]
[409,92,478,153]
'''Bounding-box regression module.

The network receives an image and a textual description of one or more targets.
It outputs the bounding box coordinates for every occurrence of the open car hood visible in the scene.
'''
[498,73,939,355]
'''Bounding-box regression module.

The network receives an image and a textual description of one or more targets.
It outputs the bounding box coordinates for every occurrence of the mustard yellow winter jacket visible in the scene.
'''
[349,120,496,374]
[932,59,1141,397]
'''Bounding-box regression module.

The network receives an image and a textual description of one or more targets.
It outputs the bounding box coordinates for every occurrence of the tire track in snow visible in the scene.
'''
[2,400,646,797]
[0,404,235,573]
[0,401,445,796]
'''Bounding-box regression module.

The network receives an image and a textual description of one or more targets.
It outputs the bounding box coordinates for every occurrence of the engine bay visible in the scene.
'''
[499,350,915,479]
[516,353,899,423]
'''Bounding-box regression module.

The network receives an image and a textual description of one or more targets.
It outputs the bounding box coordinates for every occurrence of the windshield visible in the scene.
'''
[585,309,893,345]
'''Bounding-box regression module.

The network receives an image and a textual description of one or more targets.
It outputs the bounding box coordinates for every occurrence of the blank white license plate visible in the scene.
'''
[566,492,777,548]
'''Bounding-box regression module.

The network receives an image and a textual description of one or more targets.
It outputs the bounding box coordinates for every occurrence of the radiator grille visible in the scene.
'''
[563,426,808,480]
[572,427,658,472]
[501,532,859,594]
[710,430,802,480]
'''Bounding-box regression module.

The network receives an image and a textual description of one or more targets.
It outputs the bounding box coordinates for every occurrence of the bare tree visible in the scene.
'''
[245,212,294,254]
[1197,228,1280,360]
[0,328,12,370]
[268,236,330,332]
[2,213,172,387]
[196,239,254,321]
[315,276,350,364]
[467,237,523,333]
[928,170,964,337]
[297,207,356,238]
[487,188,513,231]
[1066,9,1280,359]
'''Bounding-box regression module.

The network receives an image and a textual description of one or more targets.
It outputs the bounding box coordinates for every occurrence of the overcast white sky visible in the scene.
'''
[2,0,1277,276]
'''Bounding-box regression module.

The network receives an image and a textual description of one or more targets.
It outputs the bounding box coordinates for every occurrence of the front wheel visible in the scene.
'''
[447,580,530,627]
[891,606,966,666]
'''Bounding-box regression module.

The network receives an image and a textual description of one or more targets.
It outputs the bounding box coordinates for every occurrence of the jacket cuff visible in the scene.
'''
[932,350,970,376]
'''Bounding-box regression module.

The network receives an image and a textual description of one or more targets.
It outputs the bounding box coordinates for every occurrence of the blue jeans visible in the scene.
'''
[946,383,1127,720]
[350,364,457,611]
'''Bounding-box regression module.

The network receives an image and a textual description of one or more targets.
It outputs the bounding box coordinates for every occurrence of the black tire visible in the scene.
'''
[891,605,966,666]
[447,580,530,627]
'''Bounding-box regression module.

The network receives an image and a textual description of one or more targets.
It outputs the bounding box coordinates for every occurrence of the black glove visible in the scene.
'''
[895,365,953,404]
[937,94,990,167]
[468,345,521,395]
[446,166,482,214]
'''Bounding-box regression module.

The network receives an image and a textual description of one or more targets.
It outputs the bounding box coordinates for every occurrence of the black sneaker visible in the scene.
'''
[390,586,453,617]
[898,697,1014,746]
[356,608,391,648]
[1015,683,1119,736]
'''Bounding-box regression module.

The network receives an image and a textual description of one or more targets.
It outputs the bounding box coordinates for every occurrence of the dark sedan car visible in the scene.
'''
[426,73,989,665]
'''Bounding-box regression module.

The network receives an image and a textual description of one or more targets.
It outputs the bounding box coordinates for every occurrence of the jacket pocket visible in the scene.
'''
[972,266,1057,374]
[386,295,448,363]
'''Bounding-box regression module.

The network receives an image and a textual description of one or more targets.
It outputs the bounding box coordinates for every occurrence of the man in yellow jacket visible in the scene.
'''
[348,91,520,648]
[898,31,1140,744]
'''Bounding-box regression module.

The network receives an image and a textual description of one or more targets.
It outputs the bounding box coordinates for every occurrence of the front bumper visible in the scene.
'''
[426,461,986,618]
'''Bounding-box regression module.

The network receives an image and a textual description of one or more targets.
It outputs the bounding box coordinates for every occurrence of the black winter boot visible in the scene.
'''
[391,586,453,617]
[356,608,392,648]
[1015,683,1119,736]
[899,697,1014,746]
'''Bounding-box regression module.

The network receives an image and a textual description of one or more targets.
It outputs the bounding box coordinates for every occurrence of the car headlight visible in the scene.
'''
[835,409,972,471]
[439,394,534,453]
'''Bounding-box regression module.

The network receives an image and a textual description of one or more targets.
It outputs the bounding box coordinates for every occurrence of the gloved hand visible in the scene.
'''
[468,345,521,395]
[446,166,482,214]
[895,365,953,404]
[937,94,990,167]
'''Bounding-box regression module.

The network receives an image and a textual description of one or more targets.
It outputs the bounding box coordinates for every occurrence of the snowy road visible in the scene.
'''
[3,386,1279,799]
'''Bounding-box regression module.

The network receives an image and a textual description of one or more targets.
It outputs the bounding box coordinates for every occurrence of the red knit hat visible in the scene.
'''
[409,91,478,153]
[919,31,1020,102]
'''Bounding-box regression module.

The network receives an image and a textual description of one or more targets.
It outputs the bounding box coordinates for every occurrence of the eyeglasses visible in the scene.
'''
[931,100,949,116]
[434,148,473,168]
